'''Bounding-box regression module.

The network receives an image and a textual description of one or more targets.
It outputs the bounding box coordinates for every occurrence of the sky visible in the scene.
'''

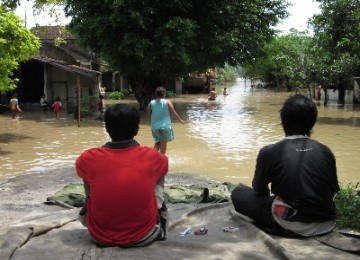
[15,0,321,32]
[276,0,321,32]
[15,1,71,28]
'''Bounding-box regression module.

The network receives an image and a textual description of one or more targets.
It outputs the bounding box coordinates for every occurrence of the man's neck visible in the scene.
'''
[285,135,308,139]
[103,139,139,149]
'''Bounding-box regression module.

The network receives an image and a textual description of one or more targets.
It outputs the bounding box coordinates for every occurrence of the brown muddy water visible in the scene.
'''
[0,79,359,186]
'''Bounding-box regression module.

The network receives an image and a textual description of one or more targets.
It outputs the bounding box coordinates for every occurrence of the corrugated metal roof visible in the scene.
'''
[31,56,101,78]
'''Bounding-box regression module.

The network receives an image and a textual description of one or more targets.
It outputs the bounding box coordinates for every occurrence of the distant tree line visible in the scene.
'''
[3,0,360,106]
[241,0,360,103]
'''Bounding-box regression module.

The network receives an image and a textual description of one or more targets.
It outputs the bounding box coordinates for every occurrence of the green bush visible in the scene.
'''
[73,96,97,118]
[335,183,360,231]
[213,64,238,85]
[108,89,129,100]
[166,90,176,98]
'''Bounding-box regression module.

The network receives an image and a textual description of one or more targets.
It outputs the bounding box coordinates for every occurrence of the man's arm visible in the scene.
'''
[157,176,165,188]
[147,103,152,116]
[83,180,91,198]
[252,150,271,195]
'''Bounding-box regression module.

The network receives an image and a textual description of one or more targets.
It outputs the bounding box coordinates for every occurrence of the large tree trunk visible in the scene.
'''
[324,87,329,106]
[338,84,345,105]
[130,78,164,111]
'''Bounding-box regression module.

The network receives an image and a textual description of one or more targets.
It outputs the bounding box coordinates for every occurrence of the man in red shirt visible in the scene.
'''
[76,104,168,247]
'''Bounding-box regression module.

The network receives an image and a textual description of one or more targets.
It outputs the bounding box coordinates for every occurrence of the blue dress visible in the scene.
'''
[150,99,175,142]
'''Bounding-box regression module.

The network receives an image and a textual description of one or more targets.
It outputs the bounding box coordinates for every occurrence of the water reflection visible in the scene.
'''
[0,79,359,186]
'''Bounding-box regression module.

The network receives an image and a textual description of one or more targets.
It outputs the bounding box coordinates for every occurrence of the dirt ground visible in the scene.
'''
[0,167,220,227]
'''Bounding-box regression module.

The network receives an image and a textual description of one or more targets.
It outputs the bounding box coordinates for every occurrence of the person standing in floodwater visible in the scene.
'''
[96,95,105,119]
[40,94,48,111]
[148,86,184,154]
[208,87,217,101]
[9,93,23,119]
[52,97,62,119]
[315,85,322,101]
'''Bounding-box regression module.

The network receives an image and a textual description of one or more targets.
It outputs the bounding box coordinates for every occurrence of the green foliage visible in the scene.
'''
[63,0,289,106]
[309,0,360,88]
[242,30,311,89]
[0,7,40,93]
[0,0,20,10]
[165,90,176,98]
[335,183,360,231]
[241,0,360,92]
[213,64,238,85]
[79,96,97,117]
[107,89,129,100]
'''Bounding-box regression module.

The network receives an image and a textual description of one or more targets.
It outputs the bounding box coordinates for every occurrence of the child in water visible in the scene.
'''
[208,88,217,101]
[9,93,23,119]
[96,95,105,119]
[52,97,62,119]
[223,87,229,95]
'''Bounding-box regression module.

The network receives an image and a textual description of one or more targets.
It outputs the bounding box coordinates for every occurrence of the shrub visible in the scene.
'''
[107,89,129,100]
[335,183,360,231]
[213,64,238,85]
[81,96,97,116]
[166,90,176,98]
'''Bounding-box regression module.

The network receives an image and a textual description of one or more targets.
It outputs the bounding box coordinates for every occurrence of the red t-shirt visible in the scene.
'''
[76,145,168,246]
[52,101,61,112]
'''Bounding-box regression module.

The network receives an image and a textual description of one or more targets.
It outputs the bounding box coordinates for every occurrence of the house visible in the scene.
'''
[19,56,101,112]
[11,26,127,112]
[11,26,100,112]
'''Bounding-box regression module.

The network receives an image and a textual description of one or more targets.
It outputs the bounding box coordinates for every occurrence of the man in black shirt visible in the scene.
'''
[231,94,339,237]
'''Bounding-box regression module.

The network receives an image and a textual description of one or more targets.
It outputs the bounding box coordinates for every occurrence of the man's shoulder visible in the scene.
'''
[138,146,168,159]
[258,140,288,157]
[138,145,166,154]
[79,147,105,157]
[76,147,105,167]
[260,140,281,150]
[307,139,334,154]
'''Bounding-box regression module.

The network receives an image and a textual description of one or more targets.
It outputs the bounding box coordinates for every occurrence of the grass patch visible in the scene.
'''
[335,183,360,231]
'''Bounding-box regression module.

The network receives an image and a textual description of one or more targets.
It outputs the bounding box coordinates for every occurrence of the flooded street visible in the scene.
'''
[0,79,359,186]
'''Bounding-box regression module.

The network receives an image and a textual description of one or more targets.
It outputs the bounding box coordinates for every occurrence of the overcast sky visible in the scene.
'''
[277,0,321,32]
[16,0,321,32]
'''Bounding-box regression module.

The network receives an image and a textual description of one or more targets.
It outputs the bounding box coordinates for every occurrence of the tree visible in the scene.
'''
[0,6,40,93]
[241,30,312,91]
[61,0,288,109]
[309,0,360,103]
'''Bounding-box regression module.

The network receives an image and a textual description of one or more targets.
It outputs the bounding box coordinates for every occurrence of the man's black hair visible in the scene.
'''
[280,94,318,137]
[104,104,140,141]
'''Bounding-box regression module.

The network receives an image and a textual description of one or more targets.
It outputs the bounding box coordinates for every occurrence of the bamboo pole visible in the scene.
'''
[77,75,81,127]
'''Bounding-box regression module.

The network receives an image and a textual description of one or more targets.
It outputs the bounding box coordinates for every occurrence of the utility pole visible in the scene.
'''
[24,0,27,28]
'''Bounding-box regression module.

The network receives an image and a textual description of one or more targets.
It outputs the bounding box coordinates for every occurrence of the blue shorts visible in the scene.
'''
[152,126,175,143]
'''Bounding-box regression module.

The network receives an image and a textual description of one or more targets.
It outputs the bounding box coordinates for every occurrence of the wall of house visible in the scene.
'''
[325,89,355,104]
[101,72,129,92]
[46,66,98,113]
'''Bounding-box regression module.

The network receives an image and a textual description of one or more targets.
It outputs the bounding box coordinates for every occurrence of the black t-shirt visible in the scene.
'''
[252,137,339,221]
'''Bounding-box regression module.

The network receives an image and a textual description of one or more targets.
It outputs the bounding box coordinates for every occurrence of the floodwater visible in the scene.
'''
[0,79,359,186]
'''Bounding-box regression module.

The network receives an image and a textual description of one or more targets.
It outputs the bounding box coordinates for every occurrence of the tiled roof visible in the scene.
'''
[31,26,76,40]
[31,56,101,78]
